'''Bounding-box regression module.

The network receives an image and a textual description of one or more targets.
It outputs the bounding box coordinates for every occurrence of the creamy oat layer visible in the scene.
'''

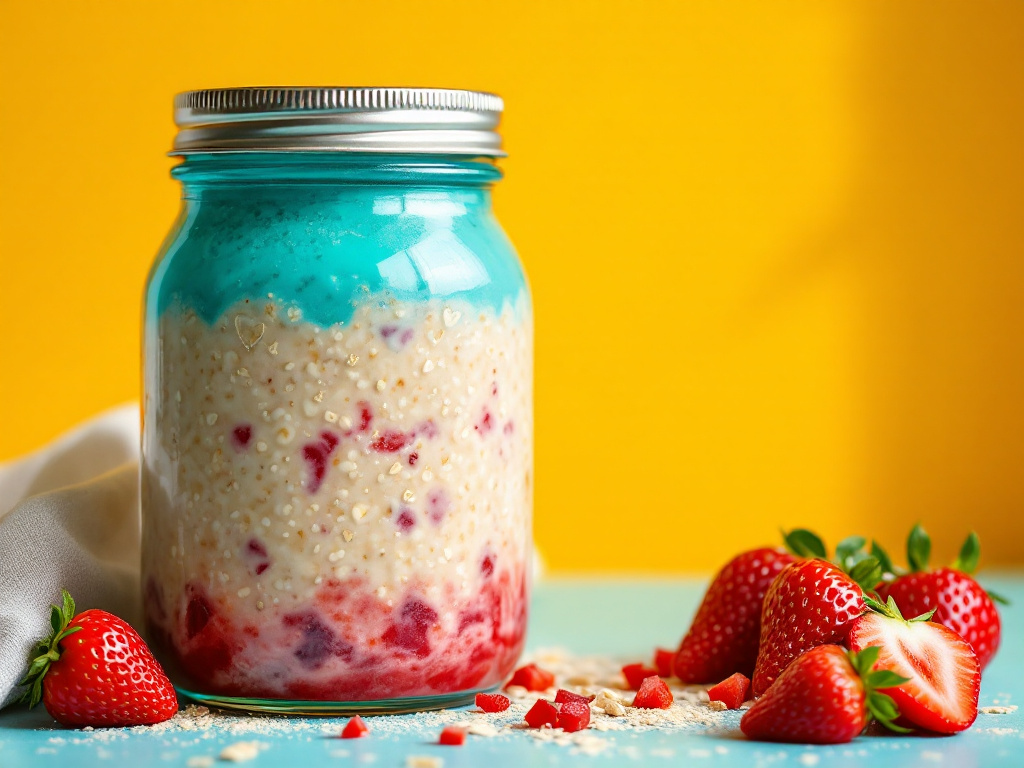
[142,294,532,699]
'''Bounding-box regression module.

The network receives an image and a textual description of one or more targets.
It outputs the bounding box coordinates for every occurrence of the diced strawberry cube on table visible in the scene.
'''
[622,662,659,690]
[633,676,673,709]
[506,662,555,692]
[476,692,511,712]
[341,715,370,738]
[707,672,751,709]
[438,726,467,746]
[557,700,591,732]
[524,699,561,728]
[654,647,676,678]
[554,689,593,706]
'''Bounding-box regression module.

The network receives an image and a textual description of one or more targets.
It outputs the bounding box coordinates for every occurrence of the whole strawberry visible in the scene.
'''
[20,590,178,727]
[847,595,980,734]
[877,526,1003,669]
[673,547,797,683]
[752,558,876,696]
[741,644,907,744]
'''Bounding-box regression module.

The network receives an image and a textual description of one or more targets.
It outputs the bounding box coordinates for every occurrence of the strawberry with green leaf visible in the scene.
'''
[751,555,882,696]
[876,525,1003,669]
[20,590,178,727]
[741,644,909,744]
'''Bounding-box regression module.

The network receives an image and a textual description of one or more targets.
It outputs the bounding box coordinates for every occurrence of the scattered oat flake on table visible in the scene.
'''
[406,757,443,768]
[186,758,215,768]
[218,741,264,762]
[981,705,1018,714]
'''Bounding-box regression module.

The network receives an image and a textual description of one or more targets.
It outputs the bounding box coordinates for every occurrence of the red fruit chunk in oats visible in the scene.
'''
[707,672,751,709]
[654,648,675,678]
[370,429,411,452]
[341,715,370,738]
[476,693,511,712]
[506,663,555,692]
[633,676,673,709]
[524,699,560,728]
[622,663,659,691]
[557,699,591,732]
[439,726,467,746]
[231,424,252,450]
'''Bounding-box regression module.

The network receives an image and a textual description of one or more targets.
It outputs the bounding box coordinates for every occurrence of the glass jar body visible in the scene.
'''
[141,154,532,709]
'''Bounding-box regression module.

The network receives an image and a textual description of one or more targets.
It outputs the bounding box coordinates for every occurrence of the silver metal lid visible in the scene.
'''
[171,87,505,156]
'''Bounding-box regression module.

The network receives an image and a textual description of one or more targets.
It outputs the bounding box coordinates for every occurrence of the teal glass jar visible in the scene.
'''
[141,88,532,713]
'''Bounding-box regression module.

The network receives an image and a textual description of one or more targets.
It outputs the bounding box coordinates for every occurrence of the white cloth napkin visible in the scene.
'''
[0,405,141,709]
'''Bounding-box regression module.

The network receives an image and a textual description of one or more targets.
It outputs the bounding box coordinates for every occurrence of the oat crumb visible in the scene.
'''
[981,705,1018,715]
[219,741,263,762]
[406,757,443,768]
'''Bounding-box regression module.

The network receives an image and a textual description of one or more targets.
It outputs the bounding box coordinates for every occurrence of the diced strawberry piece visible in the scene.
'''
[476,693,511,713]
[654,648,675,678]
[554,689,594,706]
[438,726,466,746]
[341,715,370,738]
[506,663,555,692]
[557,700,591,732]
[633,676,673,709]
[622,663,659,691]
[707,672,751,709]
[524,699,560,728]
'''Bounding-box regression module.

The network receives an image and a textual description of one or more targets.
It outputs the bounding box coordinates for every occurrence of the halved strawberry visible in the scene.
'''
[876,526,1003,669]
[846,596,980,734]
[752,558,874,696]
[741,645,908,744]
[673,547,798,683]
[707,672,750,709]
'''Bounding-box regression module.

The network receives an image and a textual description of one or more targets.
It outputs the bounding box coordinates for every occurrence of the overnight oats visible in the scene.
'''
[141,88,532,710]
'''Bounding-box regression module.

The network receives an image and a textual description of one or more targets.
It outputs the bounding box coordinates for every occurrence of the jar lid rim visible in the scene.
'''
[171,87,506,157]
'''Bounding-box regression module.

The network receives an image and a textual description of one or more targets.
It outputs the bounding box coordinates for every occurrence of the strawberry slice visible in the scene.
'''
[622,663,659,690]
[438,726,466,745]
[846,596,980,734]
[341,715,370,738]
[507,663,555,692]
[557,700,591,732]
[476,692,511,712]
[524,699,560,728]
[633,676,673,709]
[707,672,751,709]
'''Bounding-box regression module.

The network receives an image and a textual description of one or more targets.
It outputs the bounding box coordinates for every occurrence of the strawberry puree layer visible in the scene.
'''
[141,295,532,700]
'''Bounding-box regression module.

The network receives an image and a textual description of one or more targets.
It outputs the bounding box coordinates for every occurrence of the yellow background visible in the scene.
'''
[1,2,1022,572]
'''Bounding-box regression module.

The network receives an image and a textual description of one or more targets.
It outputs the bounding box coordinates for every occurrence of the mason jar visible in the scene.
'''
[141,88,532,713]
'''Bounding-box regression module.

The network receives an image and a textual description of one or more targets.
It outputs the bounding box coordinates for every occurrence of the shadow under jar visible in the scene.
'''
[141,88,532,714]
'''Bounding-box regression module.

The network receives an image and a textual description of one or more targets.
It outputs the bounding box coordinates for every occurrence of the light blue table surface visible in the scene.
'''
[1,576,1021,767]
